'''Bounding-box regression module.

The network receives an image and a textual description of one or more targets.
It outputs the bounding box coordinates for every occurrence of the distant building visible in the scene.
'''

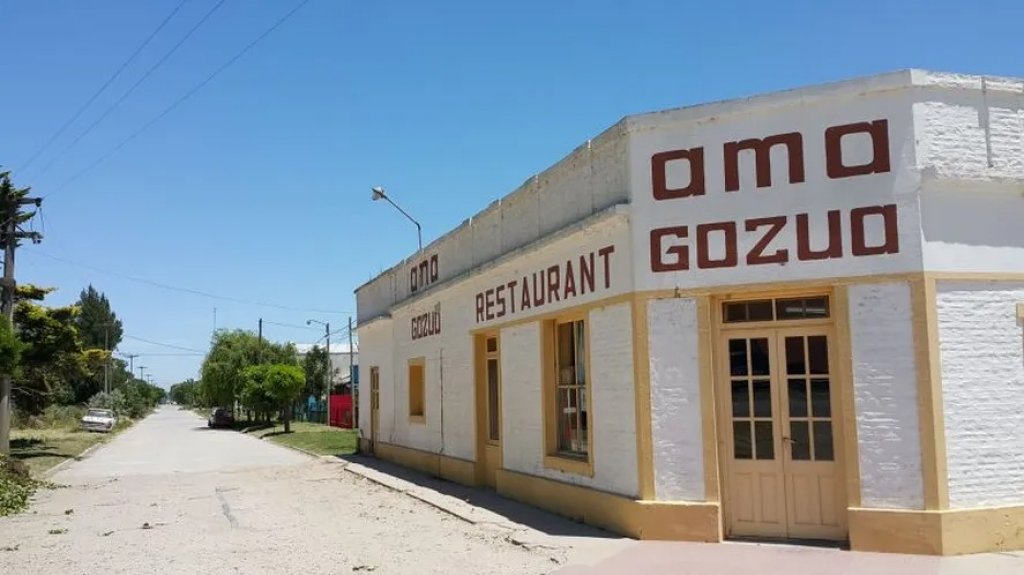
[295,343,359,391]
[355,70,1024,555]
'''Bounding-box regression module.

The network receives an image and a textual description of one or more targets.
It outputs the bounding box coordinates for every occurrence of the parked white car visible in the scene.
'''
[80,408,117,433]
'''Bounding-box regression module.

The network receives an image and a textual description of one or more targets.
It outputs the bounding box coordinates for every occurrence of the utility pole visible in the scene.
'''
[0,176,42,455]
[257,318,263,363]
[348,316,355,428]
[324,323,330,426]
[104,326,110,395]
[123,353,138,376]
[139,366,147,382]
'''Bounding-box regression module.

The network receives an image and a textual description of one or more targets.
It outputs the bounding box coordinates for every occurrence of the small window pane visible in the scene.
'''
[750,338,770,376]
[733,421,752,460]
[731,381,750,418]
[748,301,774,321]
[754,421,775,460]
[752,380,772,417]
[729,339,748,376]
[487,359,500,441]
[813,421,834,461]
[811,378,831,418]
[790,421,811,461]
[788,378,808,418]
[486,337,497,353]
[724,302,748,323]
[785,337,805,375]
[808,336,829,374]
[776,297,830,320]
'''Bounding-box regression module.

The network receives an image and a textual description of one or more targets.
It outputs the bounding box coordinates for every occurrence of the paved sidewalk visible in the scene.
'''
[340,455,1024,575]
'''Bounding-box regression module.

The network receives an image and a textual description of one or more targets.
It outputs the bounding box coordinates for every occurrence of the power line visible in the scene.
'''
[47,0,313,197]
[17,0,191,173]
[33,0,228,181]
[123,334,206,353]
[263,320,320,332]
[28,249,352,315]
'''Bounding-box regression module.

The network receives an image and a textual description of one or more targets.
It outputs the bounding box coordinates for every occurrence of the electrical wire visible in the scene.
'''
[33,0,228,181]
[123,334,206,353]
[46,0,313,197]
[17,0,191,173]
[263,320,321,332]
[28,249,352,315]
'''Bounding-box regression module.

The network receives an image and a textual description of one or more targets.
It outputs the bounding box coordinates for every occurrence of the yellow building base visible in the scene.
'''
[849,506,1024,555]
[496,469,722,541]
[372,441,477,487]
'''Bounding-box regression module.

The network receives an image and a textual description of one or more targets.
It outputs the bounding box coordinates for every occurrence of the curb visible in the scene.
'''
[340,463,483,527]
[258,436,339,461]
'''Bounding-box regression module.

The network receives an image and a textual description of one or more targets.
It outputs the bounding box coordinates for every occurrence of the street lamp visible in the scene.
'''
[371,186,422,252]
[307,319,331,426]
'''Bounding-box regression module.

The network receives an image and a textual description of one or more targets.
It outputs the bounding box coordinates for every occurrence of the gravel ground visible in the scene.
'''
[0,408,562,574]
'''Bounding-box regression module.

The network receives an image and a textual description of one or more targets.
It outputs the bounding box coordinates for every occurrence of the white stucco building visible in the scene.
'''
[354,70,1024,555]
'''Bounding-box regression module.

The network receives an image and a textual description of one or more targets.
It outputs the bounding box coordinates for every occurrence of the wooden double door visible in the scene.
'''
[721,327,846,541]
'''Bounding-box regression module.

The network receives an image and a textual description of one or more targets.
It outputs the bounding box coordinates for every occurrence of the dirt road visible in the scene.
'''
[0,407,562,574]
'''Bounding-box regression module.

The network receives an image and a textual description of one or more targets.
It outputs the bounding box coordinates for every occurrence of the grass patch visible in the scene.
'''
[9,417,133,476]
[243,421,358,456]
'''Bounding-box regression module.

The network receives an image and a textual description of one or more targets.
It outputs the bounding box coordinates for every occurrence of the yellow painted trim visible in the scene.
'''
[1017,302,1024,321]
[540,310,596,477]
[473,334,488,486]
[407,357,426,420]
[831,285,862,508]
[849,505,1024,555]
[543,455,594,477]
[696,295,720,502]
[409,415,426,425]
[631,294,655,499]
[496,468,721,542]
[923,271,1024,282]
[373,441,477,487]
[910,277,949,510]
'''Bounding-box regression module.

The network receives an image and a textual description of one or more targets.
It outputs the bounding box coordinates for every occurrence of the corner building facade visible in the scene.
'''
[354,70,1024,555]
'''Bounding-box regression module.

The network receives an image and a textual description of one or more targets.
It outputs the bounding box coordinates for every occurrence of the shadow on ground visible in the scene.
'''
[337,454,619,540]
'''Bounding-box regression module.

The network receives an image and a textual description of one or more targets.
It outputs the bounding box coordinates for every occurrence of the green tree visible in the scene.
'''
[169,379,201,406]
[0,317,23,377]
[200,330,297,410]
[302,344,329,399]
[74,285,123,351]
[241,364,304,432]
[12,286,92,413]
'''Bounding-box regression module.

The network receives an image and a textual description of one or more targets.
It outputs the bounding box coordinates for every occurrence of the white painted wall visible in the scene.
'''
[913,77,1024,274]
[356,125,630,324]
[848,282,924,509]
[937,281,1024,509]
[629,86,922,292]
[499,305,640,498]
[356,319,395,443]
[647,298,705,501]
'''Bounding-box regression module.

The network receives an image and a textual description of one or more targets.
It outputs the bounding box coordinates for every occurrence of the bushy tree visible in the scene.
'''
[239,364,304,432]
[200,330,297,410]
[169,379,201,406]
[0,316,23,377]
[302,344,329,399]
[74,285,122,351]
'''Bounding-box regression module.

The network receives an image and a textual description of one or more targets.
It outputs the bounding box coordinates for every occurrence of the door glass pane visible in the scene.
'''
[724,302,747,323]
[788,379,808,418]
[810,378,831,418]
[754,421,775,460]
[808,335,829,374]
[733,421,752,460]
[752,380,772,417]
[813,421,834,461]
[785,336,805,375]
[775,297,830,319]
[731,381,750,418]
[729,339,748,376]
[790,421,811,460]
[487,358,500,441]
[486,337,498,353]
[750,338,770,376]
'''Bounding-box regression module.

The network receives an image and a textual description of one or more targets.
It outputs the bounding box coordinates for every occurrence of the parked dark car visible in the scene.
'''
[207,407,234,428]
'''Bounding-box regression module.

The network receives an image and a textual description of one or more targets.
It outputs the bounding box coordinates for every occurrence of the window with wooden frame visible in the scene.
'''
[543,315,592,475]
[408,358,425,422]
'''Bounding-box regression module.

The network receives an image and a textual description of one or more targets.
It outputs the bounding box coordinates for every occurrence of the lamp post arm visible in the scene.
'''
[384,196,422,251]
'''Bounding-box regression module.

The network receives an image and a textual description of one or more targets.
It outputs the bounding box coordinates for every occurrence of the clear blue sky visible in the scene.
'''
[1,0,1021,386]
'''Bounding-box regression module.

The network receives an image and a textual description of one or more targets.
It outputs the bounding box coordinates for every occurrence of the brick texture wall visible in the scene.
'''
[937,281,1024,508]
[849,282,925,509]
[647,297,705,501]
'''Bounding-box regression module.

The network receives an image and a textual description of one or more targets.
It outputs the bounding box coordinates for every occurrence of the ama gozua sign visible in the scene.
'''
[475,246,616,323]
[649,119,900,272]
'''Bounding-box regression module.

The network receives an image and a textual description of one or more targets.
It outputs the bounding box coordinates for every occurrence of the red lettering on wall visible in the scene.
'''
[547,265,561,303]
[651,226,689,272]
[851,204,899,256]
[652,148,706,200]
[826,119,891,179]
[521,276,532,311]
[696,222,738,269]
[505,279,518,315]
[598,246,615,289]
[745,216,789,265]
[579,253,595,295]
[724,133,805,192]
[484,288,495,321]
[495,285,507,318]
[796,210,843,261]
[475,293,484,323]
[564,259,577,299]
[409,254,441,293]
